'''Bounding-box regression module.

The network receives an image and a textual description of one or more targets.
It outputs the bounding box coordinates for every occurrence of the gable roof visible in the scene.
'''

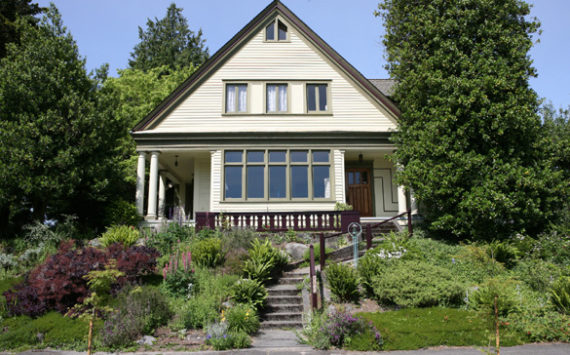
[132,0,400,132]
[369,79,397,98]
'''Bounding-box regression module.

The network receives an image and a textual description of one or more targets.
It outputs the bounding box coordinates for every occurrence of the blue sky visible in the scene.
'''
[36,0,570,109]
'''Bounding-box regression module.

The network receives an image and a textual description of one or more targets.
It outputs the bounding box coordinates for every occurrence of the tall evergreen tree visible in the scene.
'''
[129,3,208,72]
[377,0,562,240]
[0,5,126,235]
[0,0,42,58]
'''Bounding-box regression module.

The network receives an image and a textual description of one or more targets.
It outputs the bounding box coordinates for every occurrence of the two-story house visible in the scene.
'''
[132,0,414,230]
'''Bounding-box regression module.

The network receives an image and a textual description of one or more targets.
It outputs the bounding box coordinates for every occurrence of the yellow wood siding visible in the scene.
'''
[150,22,397,133]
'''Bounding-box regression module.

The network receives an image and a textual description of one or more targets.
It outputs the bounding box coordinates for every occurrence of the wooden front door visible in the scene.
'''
[346,168,373,217]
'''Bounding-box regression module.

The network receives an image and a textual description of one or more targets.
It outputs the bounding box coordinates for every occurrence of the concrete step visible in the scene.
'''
[266,303,303,312]
[278,277,304,285]
[283,271,309,277]
[267,287,299,296]
[260,320,303,329]
[264,312,303,322]
[266,295,302,305]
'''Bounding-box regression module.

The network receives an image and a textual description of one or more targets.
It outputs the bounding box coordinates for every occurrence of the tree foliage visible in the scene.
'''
[0,0,42,58]
[377,0,564,240]
[0,5,127,235]
[129,3,208,72]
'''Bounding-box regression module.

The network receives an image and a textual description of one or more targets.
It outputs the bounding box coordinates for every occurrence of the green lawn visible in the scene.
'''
[356,307,525,351]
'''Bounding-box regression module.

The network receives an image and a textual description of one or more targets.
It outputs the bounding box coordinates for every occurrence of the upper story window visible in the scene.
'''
[306,83,329,113]
[266,19,288,41]
[266,84,288,113]
[225,83,247,113]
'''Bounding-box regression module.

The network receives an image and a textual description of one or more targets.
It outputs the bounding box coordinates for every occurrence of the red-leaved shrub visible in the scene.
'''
[4,241,159,317]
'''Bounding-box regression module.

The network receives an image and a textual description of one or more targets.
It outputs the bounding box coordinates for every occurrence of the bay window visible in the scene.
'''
[223,149,331,200]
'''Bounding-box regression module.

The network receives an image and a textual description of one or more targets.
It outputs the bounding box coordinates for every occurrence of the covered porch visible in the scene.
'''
[135,145,417,230]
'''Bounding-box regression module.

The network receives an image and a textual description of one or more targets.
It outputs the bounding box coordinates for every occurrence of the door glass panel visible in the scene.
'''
[313,166,330,198]
[355,172,361,184]
[247,166,264,198]
[247,151,264,163]
[225,151,242,163]
[224,166,242,198]
[269,150,286,162]
[290,150,307,162]
[348,172,354,185]
[269,166,286,198]
[312,150,329,162]
[291,166,308,198]
[362,171,368,184]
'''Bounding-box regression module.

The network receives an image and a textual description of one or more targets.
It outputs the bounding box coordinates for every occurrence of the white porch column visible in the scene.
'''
[397,185,407,214]
[337,150,346,202]
[135,152,146,215]
[146,151,160,220]
[157,173,166,219]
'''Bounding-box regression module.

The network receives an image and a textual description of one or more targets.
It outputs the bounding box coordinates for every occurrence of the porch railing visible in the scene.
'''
[195,210,360,233]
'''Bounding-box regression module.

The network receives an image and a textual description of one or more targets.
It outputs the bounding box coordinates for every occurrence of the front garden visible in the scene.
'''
[298,229,569,351]
[0,222,291,352]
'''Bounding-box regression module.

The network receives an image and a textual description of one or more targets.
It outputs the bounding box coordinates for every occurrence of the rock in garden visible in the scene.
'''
[285,242,309,260]
[136,335,157,346]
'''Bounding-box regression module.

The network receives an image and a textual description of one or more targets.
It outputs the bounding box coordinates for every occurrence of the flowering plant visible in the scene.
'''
[162,249,195,297]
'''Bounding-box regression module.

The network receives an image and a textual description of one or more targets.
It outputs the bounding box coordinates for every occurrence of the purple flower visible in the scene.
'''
[206,334,211,340]
[223,334,227,339]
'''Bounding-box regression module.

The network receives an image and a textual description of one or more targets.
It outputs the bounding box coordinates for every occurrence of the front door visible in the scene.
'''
[345,168,373,217]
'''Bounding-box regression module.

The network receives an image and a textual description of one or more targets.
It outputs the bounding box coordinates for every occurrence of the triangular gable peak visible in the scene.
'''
[133,0,399,133]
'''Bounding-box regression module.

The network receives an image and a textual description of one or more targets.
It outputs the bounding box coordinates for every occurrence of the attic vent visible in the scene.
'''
[266,19,288,41]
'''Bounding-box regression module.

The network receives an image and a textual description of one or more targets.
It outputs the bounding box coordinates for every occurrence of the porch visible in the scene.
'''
[135,147,417,230]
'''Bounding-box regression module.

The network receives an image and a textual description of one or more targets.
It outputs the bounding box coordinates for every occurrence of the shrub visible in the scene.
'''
[222,247,249,274]
[192,237,224,267]
[243,239,288,284]
[100,225,140,248]
[325,263,359,303]
[513,258,561,292]
[4,241,159,317]
[101,309,143,348]
[224,303,259,335]
[487,240,518,268]
[178,296,220,329]
[469,278,519,316]
[357,251,386,296]
[220,228,257,251]
[103,199,141,227]
[303,244,334,264]
[550,276,570,314]
[506,309,569,342]
[334,202,353,211]
[298,309,382,350]
[119,286,172,334]
[144,223,195,255]
[164,268,196,298]
[372,259,464,308]
[0,312,98,351]
[205,321,251,350]
[230,278,267,310]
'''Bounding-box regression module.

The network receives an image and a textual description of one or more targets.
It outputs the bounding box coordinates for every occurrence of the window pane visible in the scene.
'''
[313,166,330,198]
[278,84,287,111]
[225,150,242,163]
[225,166,242,198]
[348,172,354,185]
[266,23,274,40]
[269,150,286,162]
[269,166,286,198]
[307,84,316,111]
[278,21,287,40]
[290,150,307,162]
[312,150,329,162]
[226,85,235,112]
[318,84,327,111]
[247,151,264,163]
[266,84,276,112]
[355,172,361,184]
[291,166,308,198]
[247,166,264,198]
[237,84,247,112]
